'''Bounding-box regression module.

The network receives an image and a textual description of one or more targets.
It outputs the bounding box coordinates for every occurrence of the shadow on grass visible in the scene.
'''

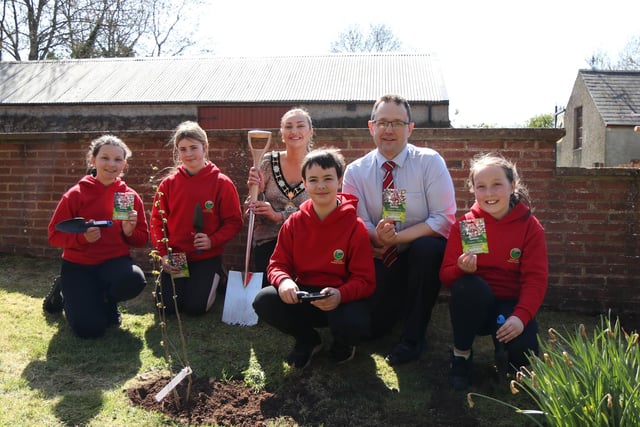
[0,254,60,299]
[2,254,612,426]
[22,323,143,426]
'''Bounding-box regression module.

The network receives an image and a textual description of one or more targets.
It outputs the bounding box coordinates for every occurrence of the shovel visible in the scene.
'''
[55,217,113,233]
[222,130,272,326]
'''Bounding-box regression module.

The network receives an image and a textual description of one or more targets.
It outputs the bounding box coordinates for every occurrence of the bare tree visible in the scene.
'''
[364,23,401,52]
[1,0,199,59]
[143,0,197,56]
[587,34,640,71]
[586,50,613,70]
[330,24,364,53]
[616,35,640,70]
[330,23,402,53]
[1,0,66,60]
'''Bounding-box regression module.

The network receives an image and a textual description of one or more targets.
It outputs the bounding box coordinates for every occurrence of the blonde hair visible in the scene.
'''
[468,152,531,208]
[280,107,314,150]
[170,121,208,166]
[281,107,313,129]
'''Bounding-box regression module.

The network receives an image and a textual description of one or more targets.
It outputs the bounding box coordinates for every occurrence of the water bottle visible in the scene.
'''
[495,314,509,379]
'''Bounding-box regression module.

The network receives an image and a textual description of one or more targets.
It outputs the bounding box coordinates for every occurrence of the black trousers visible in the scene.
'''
[369,236,446,344]
[449,274,539,367]
[158,256,224,316]
[61,256,146,338]
[253,239,277,287]
[252,285,371,347]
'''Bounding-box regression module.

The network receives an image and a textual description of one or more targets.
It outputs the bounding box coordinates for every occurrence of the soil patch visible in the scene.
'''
[128,375,288,426]
[127,369,478,426]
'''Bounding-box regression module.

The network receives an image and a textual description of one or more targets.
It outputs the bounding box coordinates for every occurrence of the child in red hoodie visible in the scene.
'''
[151,121,242,316]
[440,153,548,391]
[47,135,149,338]
[253,148,375,369]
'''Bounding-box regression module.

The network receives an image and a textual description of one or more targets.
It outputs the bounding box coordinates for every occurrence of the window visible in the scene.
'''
[574,106,583,149]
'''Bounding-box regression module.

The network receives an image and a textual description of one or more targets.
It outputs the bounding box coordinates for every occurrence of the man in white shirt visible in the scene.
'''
[343,94,457,365]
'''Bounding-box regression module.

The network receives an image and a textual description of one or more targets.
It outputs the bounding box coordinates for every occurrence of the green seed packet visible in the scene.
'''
[113,192,134,220]
[169,252,190,278]
[460,218,489,254]
[382,188,406,222]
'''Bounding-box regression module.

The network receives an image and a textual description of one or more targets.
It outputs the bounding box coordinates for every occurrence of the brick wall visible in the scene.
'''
[1,128,638,315]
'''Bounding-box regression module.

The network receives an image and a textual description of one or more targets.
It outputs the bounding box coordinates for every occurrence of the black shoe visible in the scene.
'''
[43,276,63,313]
[106,302,122,327]
[494,346,509,381]
[287,338,322,369]
[449,351,473,391]
[384,340,423,366]
[108,311,122,327]
[329,341,356,364]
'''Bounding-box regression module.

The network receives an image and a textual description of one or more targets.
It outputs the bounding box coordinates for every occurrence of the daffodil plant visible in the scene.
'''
[468,313,639,426]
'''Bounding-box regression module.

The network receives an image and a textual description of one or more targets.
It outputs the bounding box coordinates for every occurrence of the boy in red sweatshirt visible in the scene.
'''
[440,153,548,391]
[253,148,375,369]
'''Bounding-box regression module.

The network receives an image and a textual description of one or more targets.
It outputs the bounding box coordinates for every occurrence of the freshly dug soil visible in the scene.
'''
[128,375,287,426]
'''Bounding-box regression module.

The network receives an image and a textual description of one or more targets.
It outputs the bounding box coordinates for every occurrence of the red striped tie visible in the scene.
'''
[382,161,398,267]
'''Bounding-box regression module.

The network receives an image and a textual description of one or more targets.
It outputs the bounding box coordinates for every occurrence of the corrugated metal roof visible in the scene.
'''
[580,69,640,126]
[0,53,447,105]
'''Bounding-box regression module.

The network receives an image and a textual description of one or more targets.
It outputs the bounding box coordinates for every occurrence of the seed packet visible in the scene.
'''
[382,188,406,222]
[460,218,489,254]
[169,252,190,278]
[113,192,134,220]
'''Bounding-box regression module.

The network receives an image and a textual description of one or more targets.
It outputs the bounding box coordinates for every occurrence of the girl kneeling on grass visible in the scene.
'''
[47,135,149,338]
[150,121,243,316]
[439,152,548,391]
[252,148,375,369]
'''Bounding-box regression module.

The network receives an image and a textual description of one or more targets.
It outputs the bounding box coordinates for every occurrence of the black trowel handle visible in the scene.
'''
[55,217,113,233]
[86,220,113,228]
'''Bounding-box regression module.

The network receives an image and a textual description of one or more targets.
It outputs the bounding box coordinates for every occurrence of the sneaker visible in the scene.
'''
[43,276,63,313]
[449,350,473,391]
[108,310,122,327]
[286,341,322,369]
[384,339,423,366]
[329,341,356,364]
[494,346,509,380]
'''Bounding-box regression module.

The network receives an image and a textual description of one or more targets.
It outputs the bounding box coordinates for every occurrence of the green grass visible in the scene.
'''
[0,254,599,426]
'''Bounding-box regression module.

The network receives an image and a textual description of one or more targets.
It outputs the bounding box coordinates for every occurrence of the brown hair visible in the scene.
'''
[468,152,531,208]
[370,94,413,123]
[86,134,131,176]
[301,147,345,180]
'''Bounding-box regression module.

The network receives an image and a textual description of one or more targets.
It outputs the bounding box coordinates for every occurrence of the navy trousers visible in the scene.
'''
[157,256,224,316]
[368,236,446,344]
[449,274,539,368]
[61,256,146,338]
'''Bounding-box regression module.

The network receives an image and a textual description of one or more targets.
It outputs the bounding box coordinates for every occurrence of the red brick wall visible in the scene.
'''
[1,128,638,315]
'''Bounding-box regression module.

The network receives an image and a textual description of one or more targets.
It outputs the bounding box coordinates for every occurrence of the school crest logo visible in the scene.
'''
[332,249,345,264]
[508,248,522,263]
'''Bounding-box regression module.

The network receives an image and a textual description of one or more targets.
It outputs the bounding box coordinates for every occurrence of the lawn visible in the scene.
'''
[0,254,599,426]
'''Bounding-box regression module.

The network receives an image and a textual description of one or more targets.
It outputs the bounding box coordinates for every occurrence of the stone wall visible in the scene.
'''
[1,128,638,315]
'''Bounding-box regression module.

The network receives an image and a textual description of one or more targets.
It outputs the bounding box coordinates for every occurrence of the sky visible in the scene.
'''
[198,0,640,127]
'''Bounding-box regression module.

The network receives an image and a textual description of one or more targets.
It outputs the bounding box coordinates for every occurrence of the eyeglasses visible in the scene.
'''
[372,120,410,129]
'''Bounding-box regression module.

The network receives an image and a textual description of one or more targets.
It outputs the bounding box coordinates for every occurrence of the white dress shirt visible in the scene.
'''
[343,144,457,246]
